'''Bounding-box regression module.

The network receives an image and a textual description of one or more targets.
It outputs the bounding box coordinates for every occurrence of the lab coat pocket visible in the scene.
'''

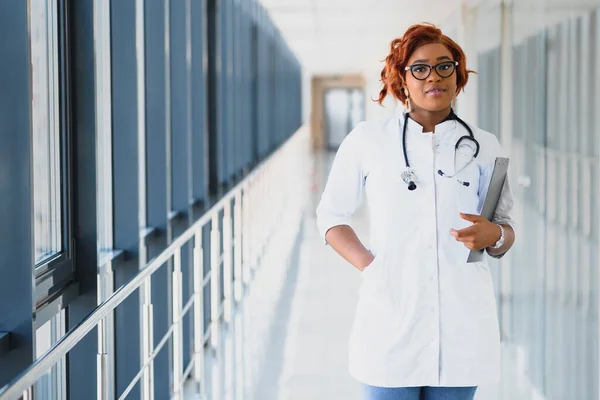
[351,255,396,359]
[359,254,388,298]
[361,255,382,277]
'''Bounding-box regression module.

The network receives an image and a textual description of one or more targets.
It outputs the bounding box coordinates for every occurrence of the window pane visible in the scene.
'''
[31,0,62,264]
[35,310,66,400]
[95,0,113,256]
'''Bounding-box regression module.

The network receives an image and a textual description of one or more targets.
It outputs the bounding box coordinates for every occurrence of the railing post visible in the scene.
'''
[172,248,183,399]
[210,213,221,350]
[141,279,154,400]
[233,192,243,302]
[193,228,207,398]
[223,202,233,322]
[97,318,108,400]
[242,187,251,286]
[261,168,268,259]
[234,305,245,400]
[97,261,115,400]
[21,388,32,400]
[256,170,264,268]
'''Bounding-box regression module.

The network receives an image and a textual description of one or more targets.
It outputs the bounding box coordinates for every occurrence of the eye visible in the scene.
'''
[413,66,428,74]
[439,62,453,71]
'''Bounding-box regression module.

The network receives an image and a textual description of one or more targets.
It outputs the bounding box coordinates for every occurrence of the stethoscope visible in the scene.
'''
[401,109,480,191]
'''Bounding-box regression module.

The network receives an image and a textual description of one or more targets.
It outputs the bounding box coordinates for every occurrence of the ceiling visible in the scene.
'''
[259,0,464,75]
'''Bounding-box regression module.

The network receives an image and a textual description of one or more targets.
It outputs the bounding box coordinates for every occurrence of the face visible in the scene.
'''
[404,43,458,112]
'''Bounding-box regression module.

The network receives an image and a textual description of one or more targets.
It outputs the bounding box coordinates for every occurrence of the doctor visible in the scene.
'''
[316,23,516,400]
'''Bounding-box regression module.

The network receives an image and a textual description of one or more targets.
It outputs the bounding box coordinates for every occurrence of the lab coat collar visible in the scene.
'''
[401,110,457,135]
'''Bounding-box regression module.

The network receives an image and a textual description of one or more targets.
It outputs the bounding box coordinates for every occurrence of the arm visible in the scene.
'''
[316,123,370,270]
[325,225,374,271]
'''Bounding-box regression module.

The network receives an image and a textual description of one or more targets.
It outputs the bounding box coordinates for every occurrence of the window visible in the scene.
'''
[31,0,62,265]
[34,310,67,400]
[29,0,75,321]
[95,0,114,258]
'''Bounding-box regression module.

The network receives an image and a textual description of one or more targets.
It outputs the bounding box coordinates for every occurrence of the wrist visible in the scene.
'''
[489,224,505,249]
[358,251,375,271]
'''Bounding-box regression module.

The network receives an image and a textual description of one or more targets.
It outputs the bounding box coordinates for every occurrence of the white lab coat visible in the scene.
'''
[316,111,515,388]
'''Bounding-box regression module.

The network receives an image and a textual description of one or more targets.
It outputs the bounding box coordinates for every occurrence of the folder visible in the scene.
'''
[467,157,510,263]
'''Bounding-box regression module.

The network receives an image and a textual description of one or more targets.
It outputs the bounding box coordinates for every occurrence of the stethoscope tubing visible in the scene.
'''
[401,109,480,190]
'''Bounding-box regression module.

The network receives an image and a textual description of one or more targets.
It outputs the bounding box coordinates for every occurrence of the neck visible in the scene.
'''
[408,106,452,133]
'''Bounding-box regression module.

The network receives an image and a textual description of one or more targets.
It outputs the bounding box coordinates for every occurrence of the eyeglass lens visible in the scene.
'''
[410,61,456,80]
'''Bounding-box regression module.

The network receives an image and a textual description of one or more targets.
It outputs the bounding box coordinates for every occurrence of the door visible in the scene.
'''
[323,88,364,151]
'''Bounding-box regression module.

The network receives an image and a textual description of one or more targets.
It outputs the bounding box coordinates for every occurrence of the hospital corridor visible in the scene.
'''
[0,0,598,399]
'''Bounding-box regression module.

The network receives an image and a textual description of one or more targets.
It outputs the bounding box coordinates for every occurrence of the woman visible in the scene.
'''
[316,23,516,400]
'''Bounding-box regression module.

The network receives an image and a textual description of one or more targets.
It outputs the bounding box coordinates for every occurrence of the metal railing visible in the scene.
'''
[0,127,310,400]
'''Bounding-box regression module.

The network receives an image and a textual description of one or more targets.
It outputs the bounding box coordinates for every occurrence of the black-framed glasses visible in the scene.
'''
[404,61,458,80]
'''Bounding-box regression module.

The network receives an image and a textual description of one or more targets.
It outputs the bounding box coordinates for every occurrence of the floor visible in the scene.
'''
[185,151,544,400]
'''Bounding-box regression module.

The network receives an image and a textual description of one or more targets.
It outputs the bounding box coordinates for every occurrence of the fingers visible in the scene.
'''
[450,226,481,250]
[452,213,488,251]
[463,242,479,250]
[450,225,477,240]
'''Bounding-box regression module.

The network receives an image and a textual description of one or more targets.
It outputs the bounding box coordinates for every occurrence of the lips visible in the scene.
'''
[426,86,446,95]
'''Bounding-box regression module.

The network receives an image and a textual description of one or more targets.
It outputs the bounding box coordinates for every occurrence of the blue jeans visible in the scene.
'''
[362,385,478,400]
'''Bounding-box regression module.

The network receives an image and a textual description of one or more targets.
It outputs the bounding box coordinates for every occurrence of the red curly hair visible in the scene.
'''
[376,23,475,105]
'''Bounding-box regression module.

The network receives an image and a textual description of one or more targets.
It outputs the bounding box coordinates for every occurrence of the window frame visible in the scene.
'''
[31,0,75,319]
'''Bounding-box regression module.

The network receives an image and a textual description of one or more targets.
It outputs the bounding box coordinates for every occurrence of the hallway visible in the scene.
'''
[1,1,598,398]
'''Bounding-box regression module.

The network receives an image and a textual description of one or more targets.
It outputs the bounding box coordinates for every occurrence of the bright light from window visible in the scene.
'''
[31,0,62,265]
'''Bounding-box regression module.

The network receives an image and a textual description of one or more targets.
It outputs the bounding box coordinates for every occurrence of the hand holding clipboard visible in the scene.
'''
[466,157,510,263]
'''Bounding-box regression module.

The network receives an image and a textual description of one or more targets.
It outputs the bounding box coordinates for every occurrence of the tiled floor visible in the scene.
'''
[271,198,365,400]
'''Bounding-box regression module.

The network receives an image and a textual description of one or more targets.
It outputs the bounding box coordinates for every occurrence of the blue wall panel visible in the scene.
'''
[191,0,208,205]
[0,0,34,387]
[68,1,100,398]
[111,1,141,398]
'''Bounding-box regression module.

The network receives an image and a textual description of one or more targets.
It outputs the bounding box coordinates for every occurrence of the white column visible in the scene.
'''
[499,0,514,151]
[456,2,479,124]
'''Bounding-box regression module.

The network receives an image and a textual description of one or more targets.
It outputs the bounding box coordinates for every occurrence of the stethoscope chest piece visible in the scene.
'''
[401,169,417,191]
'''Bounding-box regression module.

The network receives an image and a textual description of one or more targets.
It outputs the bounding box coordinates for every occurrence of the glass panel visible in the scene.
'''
[503,2,600,399]
[30,0,62,264]
[35,310,66,400]
[475,1,501,137]
[95,0,113,257]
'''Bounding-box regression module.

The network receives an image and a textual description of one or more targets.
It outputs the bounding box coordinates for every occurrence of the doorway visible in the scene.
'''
[323,88,364,151]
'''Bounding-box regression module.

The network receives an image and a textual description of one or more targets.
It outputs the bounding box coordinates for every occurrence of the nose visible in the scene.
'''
[428,67,443,82]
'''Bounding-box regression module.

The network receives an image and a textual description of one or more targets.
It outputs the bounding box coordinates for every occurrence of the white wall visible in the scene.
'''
[363,70,398,122]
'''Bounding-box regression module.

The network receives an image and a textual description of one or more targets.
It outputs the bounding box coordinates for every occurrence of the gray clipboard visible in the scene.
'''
[467,157,510,263]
